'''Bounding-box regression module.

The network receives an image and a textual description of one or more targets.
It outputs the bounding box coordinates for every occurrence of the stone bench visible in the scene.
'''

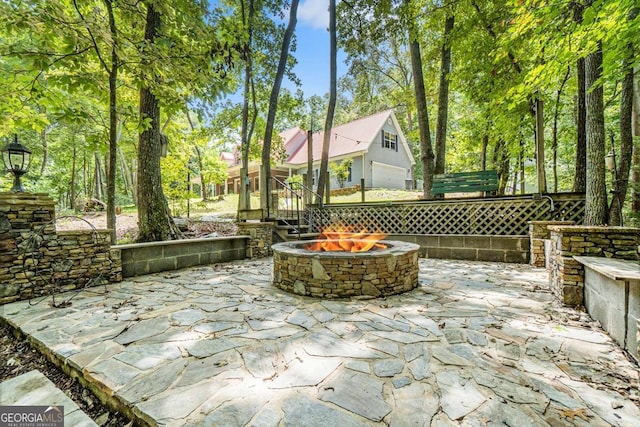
[574,256,640,363]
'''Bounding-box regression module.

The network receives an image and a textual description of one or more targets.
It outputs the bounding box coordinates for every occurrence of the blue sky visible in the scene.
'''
[282,0,347,97]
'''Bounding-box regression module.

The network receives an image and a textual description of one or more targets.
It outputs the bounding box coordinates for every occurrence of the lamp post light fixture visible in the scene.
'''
[1,134,32,193]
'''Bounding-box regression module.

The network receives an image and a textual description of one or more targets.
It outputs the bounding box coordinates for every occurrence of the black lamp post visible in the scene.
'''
[1,134,31,193]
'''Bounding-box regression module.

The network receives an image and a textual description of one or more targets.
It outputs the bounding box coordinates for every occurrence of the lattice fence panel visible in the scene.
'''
[309,194,585,236]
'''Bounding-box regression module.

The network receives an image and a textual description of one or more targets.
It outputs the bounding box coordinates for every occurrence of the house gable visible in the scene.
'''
[285,109,413,167]
[367,111,415,169]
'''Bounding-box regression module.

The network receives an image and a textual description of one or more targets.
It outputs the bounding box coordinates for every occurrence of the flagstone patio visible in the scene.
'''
[1,258,639,426]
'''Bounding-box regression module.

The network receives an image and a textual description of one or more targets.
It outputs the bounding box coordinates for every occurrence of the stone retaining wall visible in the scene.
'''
[237,221,274,258]
[528,221,575,267]
[0,193,121,304]
[548,225,640,305]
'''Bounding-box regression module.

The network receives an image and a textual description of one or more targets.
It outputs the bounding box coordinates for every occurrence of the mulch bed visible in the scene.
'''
[0,324,133,426]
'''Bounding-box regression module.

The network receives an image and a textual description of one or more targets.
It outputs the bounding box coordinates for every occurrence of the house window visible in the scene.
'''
[383,131,397,151]
[314,168,319,185]
[347,166,352,182]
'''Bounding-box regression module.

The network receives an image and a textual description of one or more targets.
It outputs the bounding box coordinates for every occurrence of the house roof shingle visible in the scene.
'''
[286,110,394,165]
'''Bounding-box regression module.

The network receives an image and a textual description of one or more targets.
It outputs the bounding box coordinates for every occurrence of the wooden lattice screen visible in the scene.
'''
[309,194,585,236]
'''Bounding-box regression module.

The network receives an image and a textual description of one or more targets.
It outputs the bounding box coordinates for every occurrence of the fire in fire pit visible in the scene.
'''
[304,224,387,252]
[272,229,420,299]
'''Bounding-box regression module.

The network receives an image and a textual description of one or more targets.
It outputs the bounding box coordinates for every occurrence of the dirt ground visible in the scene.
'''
[54,212,237,243]
[0,324,133,426]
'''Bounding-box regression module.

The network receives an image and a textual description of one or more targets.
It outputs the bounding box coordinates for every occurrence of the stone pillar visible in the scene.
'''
[1,193,56,302]
[236,221,274,259]
[528,221,575,267]
[548,225,640,306]
[1,192,122,304]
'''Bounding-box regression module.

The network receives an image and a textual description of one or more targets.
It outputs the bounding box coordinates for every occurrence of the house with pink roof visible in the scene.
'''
[286,109,415,190]
[218,109,415,194]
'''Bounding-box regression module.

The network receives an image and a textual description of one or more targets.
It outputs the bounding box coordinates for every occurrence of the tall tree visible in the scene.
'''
[572,3,587,193]
[238,0,255,212]
[316,0,337,204]
[583,38,607,225]
[136,2,181,242]
[73,0,121,244]
[260,0,299,212]
[608,7,639,225]
[434,11,454,175]
[404,0,434,199]
[632,66,640,219]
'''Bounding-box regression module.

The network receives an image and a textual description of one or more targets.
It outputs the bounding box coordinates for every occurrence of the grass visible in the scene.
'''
[185,189,423,219]
[56,189,423,224]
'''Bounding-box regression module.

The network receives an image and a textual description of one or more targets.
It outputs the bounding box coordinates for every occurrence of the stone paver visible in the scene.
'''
[1,258,639,426]
[0,370,97,426]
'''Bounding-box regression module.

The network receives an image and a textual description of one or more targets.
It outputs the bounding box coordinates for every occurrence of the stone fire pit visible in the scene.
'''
[272,240,420,298]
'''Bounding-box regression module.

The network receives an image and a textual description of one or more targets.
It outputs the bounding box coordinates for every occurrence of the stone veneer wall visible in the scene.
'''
[528,221,575,267]
[236,221,274,258]
[547,225,640,305]
[0,193,121,304]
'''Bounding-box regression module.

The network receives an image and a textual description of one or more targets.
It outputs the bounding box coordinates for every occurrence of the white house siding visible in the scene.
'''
[365,121,413,189]
[371,162,406,189]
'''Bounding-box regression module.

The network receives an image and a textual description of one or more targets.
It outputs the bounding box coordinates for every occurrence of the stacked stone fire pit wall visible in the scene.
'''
[0,193,121,304]
[272,240,420,298]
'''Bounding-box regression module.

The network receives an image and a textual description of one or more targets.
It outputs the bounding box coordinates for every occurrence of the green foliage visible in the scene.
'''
[3,0,639,224]
[329,157,353,188]
[285,174,303,190]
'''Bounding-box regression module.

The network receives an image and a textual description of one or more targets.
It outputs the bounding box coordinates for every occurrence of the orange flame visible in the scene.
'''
[305,224,387,252]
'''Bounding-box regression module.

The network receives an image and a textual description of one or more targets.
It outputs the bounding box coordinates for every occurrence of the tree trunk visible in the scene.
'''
[584,40,608,225]
[83,153,88,200]
[136,2,181,242]
[409,37,434,199]
[481,134,488,171]
[553,67,571,193]
[534,98,547,193]
[239,0,254,211]
[608,8,638,225]
[94,153,103,201]
[434,13,454,175]
[573,3,587,193]
[194,146,209,201]
[40,128,47,175]
[185,111,209,201]
[260,0,299,211]
[118,146,134,201]
[492,138,510,195]
[631,65,640,217]
[104,0,118,244]
[70,145,77,211]
[316,0,336,204]
[306,130,313,204]
[519,140,525,194]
